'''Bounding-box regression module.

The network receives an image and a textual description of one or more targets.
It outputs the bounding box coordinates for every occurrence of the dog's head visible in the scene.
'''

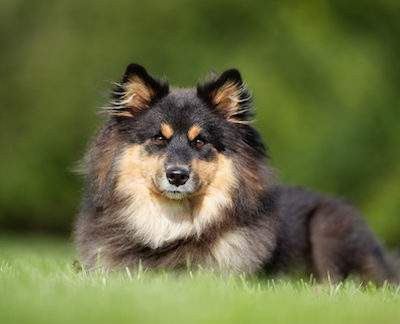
[105,64,265,201]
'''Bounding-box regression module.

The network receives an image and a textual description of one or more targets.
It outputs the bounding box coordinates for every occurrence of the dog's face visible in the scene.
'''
[108,64,265,201]
[134,109,220,200]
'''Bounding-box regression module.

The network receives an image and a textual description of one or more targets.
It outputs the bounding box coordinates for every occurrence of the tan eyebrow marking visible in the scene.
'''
[187,124,202,141]
[160,122,174,139]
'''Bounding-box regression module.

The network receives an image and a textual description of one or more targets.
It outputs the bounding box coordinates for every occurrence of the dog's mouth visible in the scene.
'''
[151,178,194,200]
[152,174,198,200]
[162,190,190,200]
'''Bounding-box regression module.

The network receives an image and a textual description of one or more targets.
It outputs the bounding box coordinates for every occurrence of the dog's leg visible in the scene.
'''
[357,248,397,285]
[308,199,397,285]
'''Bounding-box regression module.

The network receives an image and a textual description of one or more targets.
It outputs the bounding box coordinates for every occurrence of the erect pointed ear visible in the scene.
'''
[197,69,252,124]
[108,63,169,117]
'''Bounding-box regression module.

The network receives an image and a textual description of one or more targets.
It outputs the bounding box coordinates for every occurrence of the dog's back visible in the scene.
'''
[272,185,397,284]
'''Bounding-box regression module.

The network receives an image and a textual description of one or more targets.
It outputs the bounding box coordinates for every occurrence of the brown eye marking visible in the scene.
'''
[154,134,167,145]
[160,122,174,139]
[187,124,202,141]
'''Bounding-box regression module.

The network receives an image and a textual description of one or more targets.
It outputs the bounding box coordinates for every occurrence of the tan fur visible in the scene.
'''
[112,76,155,116]
[111,111,133,117]
[191,154,237,232]
[187,124,202,141]
[115,145,237,249]
[161,122,174,139]
[211,81,248,124]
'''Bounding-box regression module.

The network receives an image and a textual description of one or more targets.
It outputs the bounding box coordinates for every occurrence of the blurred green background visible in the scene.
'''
[0,0,399,247]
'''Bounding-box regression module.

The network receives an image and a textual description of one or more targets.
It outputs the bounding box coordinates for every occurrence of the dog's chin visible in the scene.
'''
[162,190,190,200]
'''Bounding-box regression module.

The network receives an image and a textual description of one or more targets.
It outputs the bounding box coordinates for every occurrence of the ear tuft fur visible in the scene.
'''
[107,64,169,117]
[197,69,252,124]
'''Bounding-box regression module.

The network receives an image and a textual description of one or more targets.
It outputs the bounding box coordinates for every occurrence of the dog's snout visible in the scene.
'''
[166,168,190,186]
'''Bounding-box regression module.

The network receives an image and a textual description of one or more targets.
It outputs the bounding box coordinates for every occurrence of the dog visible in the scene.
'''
[74,63,397,284]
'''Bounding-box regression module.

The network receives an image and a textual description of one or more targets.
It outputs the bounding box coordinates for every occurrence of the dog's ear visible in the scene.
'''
[197,69,252,124]
[108,64,169,117]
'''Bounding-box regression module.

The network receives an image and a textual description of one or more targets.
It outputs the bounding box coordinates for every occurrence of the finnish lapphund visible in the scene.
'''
[75,63,397,284]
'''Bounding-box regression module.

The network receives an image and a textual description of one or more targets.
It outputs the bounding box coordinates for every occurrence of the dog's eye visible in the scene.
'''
[154,135,167,145]
[194,137,206,148]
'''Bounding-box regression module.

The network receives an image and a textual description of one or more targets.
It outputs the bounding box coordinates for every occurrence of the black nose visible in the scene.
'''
[166,168,190,186]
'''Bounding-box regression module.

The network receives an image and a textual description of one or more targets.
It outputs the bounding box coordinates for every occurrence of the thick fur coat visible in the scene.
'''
[75,64,397,284]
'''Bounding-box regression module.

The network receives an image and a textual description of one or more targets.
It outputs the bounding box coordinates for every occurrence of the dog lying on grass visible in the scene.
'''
[75,63,397,285]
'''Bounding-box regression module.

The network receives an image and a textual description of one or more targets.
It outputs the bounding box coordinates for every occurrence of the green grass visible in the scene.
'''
[1,234,399,324]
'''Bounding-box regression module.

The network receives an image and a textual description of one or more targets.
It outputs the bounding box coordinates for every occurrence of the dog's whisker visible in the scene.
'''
[111,81,123,87]
[111,91,125,96]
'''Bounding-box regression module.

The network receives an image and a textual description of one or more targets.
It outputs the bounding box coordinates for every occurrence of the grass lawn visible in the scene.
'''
[0,233,399,324]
